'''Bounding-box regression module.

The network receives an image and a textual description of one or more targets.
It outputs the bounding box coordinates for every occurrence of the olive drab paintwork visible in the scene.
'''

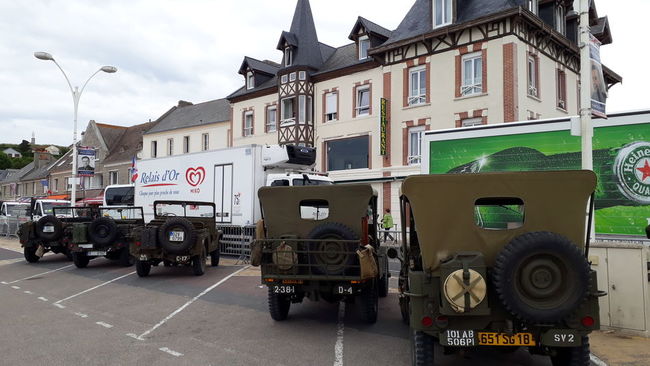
[400,170,597,271]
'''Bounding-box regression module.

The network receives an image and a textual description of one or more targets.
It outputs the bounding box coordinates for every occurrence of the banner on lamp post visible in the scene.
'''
[77,147,96,177]
[589,34,607,118]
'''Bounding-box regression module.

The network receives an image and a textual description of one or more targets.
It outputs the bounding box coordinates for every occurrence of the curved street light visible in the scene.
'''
[34,51,117,206]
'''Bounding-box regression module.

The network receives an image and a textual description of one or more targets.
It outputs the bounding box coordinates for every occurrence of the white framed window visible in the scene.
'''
[202,133,209,151]
[359,36,370,60]
[325,92,338,121]
[299,71,307,80]
[356,86,370,116]
[408,66,427,105]
[461,52,483,96]
[246,71,254,90]
[528,55,538,97]
[281,97,295,126]
[151,141,157,158]
[109,170,119,185]
[281,74,288,84]
[527,0,538,15]
[433,0,452,28]
[555,5,566,35]
[298,96,311,124]
[408,126,425,165]
[289,72,297,82]
[461,117,483,127]
[266,106,277,133]
[285,47,293,67]
[243,111,254,137]
[167,138,174,156]
[183,136,190,154]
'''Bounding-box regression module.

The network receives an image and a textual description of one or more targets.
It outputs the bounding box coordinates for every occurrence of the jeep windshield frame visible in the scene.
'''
[52,206,99,219]
[153,200,216,220]
[99,206,145,222]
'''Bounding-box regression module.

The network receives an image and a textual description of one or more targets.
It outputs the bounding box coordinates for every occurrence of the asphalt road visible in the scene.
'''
[0,239,560,366]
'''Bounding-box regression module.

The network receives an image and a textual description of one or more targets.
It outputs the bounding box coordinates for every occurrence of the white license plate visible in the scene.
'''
[139,254,148,261]
[272,285,295,294]
[169,231,185,242]
[43,226,54,233]
[88,251,107,256]
[78,244,93,249]
[442,330,477,347]
[334,285,353,295]
[175,256,190,262]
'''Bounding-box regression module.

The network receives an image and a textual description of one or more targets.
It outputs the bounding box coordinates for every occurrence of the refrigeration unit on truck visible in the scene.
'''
[134,144,332,254]
[420,110,650,239]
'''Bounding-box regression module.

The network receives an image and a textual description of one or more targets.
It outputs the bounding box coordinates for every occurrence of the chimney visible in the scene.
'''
[178,100,193,108]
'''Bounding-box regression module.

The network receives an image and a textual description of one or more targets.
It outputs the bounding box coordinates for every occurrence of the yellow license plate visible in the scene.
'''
[478,332,536,346]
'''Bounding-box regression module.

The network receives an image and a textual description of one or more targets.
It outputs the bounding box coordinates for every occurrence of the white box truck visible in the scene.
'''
[134,144,332,255]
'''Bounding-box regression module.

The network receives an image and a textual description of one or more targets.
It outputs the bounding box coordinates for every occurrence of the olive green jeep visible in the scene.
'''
[18,206,99,263]
[252,184,389,323]
[69,206,144,268]
[131,201,221,277]
[392,171,603,366]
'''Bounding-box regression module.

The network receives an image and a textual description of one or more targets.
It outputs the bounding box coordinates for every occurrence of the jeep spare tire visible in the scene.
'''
[88,217,119,247]
[36,215,63,242]
[307,222,358,275]
[158,217,196,254]
[493,231,591,324]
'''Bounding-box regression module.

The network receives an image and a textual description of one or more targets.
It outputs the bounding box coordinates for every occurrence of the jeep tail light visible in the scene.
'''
[421,316,433,327]
[581,316,595,328]
[435,316,449,328]
[135,241,141,247]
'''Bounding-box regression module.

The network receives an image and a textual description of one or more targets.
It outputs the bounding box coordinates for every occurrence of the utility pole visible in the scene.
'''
[579,0,592,171]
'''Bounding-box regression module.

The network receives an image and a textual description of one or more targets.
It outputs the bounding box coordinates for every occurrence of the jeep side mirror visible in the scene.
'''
[387,247,399,259]
[646,224,650,239]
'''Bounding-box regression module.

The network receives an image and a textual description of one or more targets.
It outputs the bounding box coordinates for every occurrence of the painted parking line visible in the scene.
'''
[53,303,66,309]
[159,347,183,357]
[11,285,20,289]
[333,302,345,366]
[37,297,48,302]
[54,271,136,305]
[75,312,89,318]
[6,264,75,284]
[24,290,33,295]
[134,265,250,340]
[590,354,608,366]
[96,322,113,329]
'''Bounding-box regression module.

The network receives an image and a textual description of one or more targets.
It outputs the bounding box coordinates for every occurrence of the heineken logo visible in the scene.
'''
[615,141,650,204]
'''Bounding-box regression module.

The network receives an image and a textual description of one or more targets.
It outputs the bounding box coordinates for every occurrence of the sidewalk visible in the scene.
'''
[591,330,650,366]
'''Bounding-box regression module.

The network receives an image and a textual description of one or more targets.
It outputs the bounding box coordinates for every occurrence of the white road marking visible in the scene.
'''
[37,297,48,302]
[96,321,113,329]
[11,285,20,289]
[54,271,135,304]
[590,354,608,366]
[159,347,184,357]
[53,303,66,309]
[24,290,33,295]
[333,302,345,366]
[75,312,88,318]
[126,333,143,341]
[135,266,250,340]
[7,264,74,284]
[1,281,8,284]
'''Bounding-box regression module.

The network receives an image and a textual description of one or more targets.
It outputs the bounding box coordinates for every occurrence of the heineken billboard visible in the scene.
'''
[422,112,650,237]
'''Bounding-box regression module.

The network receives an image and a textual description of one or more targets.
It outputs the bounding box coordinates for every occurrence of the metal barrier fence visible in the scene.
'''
[0,215,30,238]
[218,224,256,263]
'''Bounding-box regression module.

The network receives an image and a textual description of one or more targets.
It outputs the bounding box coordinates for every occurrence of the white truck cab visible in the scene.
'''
[30,199,71,220]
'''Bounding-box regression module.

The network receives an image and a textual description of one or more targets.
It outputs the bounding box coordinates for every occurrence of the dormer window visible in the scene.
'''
[555,5,566,35]
[285,47,293,67]
[527,0,538,15]
[433,0,452,28]
[359,36,370,60]
[246,71,254,90]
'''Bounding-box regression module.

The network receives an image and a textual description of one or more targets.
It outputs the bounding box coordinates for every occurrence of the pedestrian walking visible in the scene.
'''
[381,208,395,243]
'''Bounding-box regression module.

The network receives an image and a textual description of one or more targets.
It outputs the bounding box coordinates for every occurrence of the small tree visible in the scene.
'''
[0,152,11,169]
[17,140,31,155]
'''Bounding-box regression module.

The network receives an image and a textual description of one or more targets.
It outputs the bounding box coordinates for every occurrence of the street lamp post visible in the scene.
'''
[34,52,117,206]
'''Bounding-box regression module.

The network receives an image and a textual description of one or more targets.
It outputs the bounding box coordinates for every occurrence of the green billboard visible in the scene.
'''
[427,120,650,237]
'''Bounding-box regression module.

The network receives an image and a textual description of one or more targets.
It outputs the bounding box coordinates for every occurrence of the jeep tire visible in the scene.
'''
[493,231,591,323]
[210,248,220,267]
[550,336,590,366]
[411,330,435,366]
[88,217,119,247]
[360,280,379,323]
[136,260,151,277]
[24,246,40,263]
[268,287,290,321]
[192,255,205,276]
[307,222,358,276]
[158,217,196,254]
[72,252,90,269]
[36,216,63,242]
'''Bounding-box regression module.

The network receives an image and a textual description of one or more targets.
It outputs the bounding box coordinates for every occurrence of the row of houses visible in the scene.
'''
[1,0,620,216]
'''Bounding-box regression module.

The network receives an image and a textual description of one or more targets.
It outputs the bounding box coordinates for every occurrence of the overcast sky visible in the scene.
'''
[0,0,645,146]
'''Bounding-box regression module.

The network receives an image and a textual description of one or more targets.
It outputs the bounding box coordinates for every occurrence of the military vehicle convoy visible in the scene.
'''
[18,206,97,263]
[131,201,221,277]
[68,206,143,268]
[252,184,389,323]
[390,171,602,366]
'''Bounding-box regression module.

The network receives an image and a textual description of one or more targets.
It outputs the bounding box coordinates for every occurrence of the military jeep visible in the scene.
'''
[69,206,144,268]
[392,171,602,366]
[253,184,389,323]
[132,201,221,277]
[18,206,99,263]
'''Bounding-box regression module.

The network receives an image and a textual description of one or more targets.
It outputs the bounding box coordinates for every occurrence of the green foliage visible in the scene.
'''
[17,140,31,155]
[11,156,32,169]
[58,146,70,157]
[0,153,11,170]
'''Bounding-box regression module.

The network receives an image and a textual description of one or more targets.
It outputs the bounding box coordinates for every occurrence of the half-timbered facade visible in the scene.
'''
[227,0,621,224]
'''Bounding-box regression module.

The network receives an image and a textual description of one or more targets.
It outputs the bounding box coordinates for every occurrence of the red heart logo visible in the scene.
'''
[185,167,206,187]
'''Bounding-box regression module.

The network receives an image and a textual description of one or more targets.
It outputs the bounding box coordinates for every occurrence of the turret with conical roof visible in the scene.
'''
[277,0,324,71]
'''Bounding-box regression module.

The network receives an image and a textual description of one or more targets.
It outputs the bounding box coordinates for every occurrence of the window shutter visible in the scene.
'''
[326,93,337,114]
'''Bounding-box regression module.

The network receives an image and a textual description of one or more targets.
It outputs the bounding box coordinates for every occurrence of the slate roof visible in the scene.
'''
[239,57,281,76]
[3,162,35,183]
[145,99,230,135]
[349,17,393,40]
[0,170,14,182]
[276,0,326,70]
[95,123,128,151]
[103,121,157,165]
[313,43,374,76]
